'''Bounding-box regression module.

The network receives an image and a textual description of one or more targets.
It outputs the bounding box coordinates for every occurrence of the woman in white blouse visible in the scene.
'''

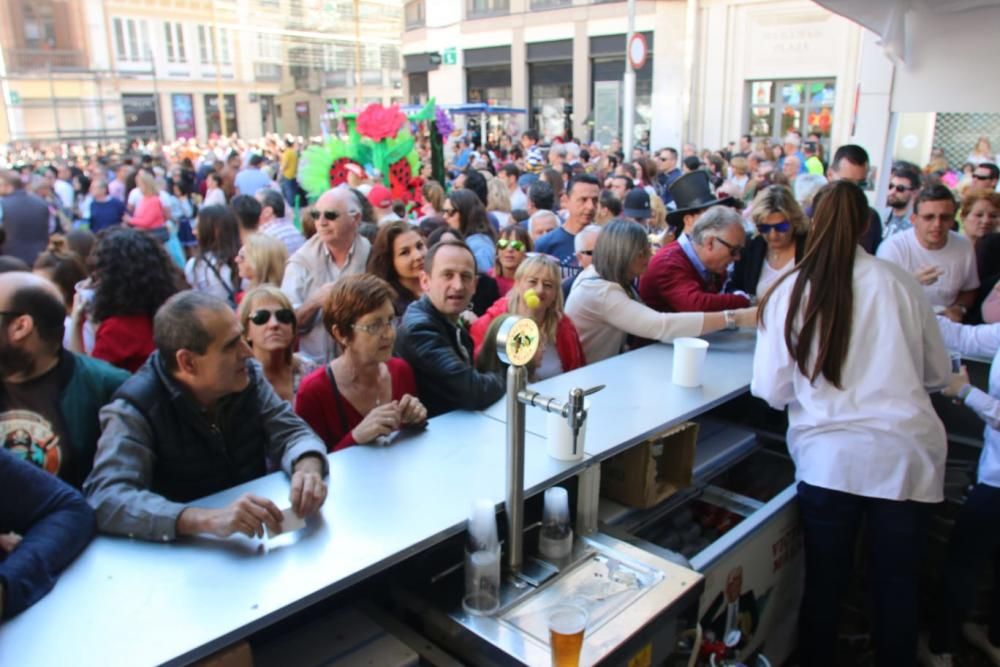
[925,318,1000,665]
[752,181,951,667]
[564,219,756,364]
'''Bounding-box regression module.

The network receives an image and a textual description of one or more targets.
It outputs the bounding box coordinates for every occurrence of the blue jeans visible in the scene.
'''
[929,482,1000,653]
[796,481,931,667]
[280,178,298,208]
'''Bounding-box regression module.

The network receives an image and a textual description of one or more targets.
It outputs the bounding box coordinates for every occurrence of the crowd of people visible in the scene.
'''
[0,126,999,667]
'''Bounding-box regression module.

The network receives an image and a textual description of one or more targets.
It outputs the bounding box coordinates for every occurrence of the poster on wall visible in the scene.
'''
[171,94,195,140]
[594,81,620,147]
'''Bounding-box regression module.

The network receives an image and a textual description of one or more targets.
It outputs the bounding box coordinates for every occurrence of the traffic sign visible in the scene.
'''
[627,33,647,70]
[8,91,21,105]
[443,47,457,65]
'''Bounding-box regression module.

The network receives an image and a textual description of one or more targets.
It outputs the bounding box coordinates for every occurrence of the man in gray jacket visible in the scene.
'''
[0,171,49,266]
[83,291,328,542]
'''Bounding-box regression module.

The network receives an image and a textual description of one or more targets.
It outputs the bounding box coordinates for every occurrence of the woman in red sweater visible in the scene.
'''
[471,254,585,379]
[69,227,184,372]
[295,274,427,452]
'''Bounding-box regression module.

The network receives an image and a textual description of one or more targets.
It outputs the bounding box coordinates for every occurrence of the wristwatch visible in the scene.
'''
[723,310,737,330]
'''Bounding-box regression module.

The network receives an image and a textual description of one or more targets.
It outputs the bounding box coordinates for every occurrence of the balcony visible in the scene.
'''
[254,62,283,82]
[5,47,86,72]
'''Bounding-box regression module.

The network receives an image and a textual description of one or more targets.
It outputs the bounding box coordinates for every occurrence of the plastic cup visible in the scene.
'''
[672,337,710,387]
[540,487,573,561]
[548,604,588,667]
[462,545,501,616]
[547,400,589,461]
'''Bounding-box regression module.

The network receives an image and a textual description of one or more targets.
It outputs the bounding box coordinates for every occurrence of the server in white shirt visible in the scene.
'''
[877,185,979,322]
[752,181,950,667]
[925,318,1000,665]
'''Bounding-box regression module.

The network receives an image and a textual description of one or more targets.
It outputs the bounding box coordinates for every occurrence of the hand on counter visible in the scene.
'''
[177,494,283,539]
[734,307,758,329]
[351,401,402,444]
[290,455,327,518]
[398,394,428,426]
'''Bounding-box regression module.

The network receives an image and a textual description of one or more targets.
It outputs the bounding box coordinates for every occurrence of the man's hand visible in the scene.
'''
[177,494,283,539]
[942,366,971,399]
[290,455,327,518]
[0,532,22,554]
[915,265,944,286]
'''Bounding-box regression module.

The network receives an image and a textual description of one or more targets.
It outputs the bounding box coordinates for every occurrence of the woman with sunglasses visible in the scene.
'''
[490,224,533,297]
[472,254,584,380]
[442,189,497,273]
[367,220,428,317]
[730,185,809,298]
[295,274,426,452]
[237,285,316,403]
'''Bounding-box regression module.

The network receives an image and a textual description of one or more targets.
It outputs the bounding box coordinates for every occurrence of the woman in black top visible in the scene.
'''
[730,185,808,298]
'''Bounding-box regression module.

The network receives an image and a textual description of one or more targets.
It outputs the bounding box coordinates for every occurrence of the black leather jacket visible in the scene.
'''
[394,296,505,417]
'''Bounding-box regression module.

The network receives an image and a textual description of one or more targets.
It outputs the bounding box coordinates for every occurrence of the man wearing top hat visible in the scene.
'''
[638,171,752,313]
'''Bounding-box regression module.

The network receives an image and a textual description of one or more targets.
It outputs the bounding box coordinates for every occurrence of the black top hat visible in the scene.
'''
[666,171,735,229]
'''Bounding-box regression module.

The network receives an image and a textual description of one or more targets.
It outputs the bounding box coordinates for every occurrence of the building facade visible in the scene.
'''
[401,0,865,153]
[0,0,404,144]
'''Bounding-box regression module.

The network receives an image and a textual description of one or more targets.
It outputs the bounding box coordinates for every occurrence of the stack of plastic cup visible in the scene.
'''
[672,337,710,387]
[463,499,501,616]
[539,487,573,561]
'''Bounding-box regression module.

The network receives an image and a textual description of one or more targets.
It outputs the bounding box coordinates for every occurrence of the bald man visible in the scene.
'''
[281,186,371,363]
[0,272,128,487]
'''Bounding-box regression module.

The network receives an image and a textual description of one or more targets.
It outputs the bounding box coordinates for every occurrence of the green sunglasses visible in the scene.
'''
[497,239,526,251]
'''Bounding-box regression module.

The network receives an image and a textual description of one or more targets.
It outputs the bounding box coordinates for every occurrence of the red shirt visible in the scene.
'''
[294,357,418,452]
[489,269,515,297]
[470,296,586,373]
[130,194,166,230]
[91,314,155,373]
[638,241,751,313]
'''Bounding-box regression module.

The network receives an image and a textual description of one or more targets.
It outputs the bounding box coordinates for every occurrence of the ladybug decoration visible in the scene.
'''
[328,157,361,188]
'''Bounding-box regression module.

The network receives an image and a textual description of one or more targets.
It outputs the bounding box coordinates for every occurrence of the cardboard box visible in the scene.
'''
[600,421,699,509]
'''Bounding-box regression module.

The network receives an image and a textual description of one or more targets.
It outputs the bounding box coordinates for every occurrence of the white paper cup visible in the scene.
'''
[672,337,709,387]
[547,400,589,461]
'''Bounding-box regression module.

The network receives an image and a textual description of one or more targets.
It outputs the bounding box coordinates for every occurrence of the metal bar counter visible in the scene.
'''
[0,412,589,667]
[480,330,757,461]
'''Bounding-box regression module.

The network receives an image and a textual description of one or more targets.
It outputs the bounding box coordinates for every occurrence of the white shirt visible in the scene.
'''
[509,187,528,212]
[54,179,74,210]
[203,188,227,208]
[185,252,237,303]
[936,316,1000,488]
[876,228,979,309]
[535,343,563,381]
[756,256,793,297]
[751,250,951,502]
[564,265,704,364]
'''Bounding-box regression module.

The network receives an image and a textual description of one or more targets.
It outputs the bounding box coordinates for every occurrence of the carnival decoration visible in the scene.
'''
[299,99,448,208]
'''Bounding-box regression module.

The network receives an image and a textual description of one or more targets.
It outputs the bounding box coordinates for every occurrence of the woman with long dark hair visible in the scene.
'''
[184,205,240,306]
[70,227,185,372]
[442,188,496,273]
[752,181,951,667]
[367,220,427,317]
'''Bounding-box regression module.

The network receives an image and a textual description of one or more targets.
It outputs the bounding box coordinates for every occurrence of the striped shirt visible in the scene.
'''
[261,219,306,256]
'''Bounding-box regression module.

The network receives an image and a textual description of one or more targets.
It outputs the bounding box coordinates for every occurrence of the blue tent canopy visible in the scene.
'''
[402,103,527,116]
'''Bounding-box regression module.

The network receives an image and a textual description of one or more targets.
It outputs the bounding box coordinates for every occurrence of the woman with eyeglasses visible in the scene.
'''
[472,254,585,380]
[489,224,533,297]
[442,189,497,273]
[730,185,809,298]
[566,219,757,364]
[367,220,428,317]
[295,274,426,452]
[237,285,316,404]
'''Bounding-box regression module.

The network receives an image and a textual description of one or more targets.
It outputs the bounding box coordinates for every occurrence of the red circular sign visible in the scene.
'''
[628,33,648,70]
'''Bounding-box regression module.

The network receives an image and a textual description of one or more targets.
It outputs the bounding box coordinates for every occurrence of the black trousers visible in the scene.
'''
[929,482,1000,654]
[796,481,930,667]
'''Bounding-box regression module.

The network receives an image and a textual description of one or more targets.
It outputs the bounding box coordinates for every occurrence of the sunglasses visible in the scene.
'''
[973,174,993,181]
[714,236,744,258]
[757,221,791,234]
[249,308,295,326]
[888,183,912,192]
[309,209,340,221]
[497,239,525,251]
[579,250,594,256]
[442,207,456,216]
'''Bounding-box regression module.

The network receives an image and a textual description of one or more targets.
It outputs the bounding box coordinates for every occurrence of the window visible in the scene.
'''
[257,33,281,62]
[405,0,425,30]
[321,43,352,72]
[198,26,211,64]
[113,18,151,63]
[363,43,381,70]
[530,0,571,9]
[467,0,509,19]
[198,25,228,65]
[164,23,186,63]
[218,28,231,65]
[746,78,836,144]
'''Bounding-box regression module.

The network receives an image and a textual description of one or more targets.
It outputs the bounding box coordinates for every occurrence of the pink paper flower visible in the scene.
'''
[356,103,406,142]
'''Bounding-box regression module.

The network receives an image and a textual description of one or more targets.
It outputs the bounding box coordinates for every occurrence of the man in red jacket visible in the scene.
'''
[639,205,752,313]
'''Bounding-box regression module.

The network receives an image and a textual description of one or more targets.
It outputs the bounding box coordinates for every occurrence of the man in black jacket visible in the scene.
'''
[395,240,505,417]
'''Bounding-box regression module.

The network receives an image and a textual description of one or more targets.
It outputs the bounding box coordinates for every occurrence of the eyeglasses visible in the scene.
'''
[579,250,594,256]
[973,174,993,181]
[309,209,340,221]
[352,317,398,336]
[497,239,525,251]
[249,308,295,326]
[888,184,912,192]
[757,221,791,235]
[442,207,456,216]
[842,178,870,189]
[713,236,744,258]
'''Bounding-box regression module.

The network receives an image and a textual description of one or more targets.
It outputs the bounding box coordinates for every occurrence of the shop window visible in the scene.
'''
[467,0,509,19]
[746,78,835,148]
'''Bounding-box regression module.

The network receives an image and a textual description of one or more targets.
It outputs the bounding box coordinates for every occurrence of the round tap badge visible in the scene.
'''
[498,316,540,367]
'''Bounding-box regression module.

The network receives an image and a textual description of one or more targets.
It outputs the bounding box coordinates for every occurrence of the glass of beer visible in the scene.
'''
[548,604,588,667]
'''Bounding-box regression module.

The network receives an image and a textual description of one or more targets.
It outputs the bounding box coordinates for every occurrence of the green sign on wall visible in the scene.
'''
[442,48,457,65]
